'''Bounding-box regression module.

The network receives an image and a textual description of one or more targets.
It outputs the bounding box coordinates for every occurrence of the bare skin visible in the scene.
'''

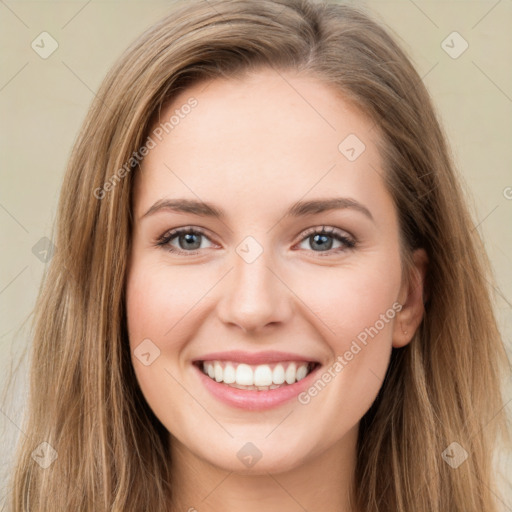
[126,67,428,512]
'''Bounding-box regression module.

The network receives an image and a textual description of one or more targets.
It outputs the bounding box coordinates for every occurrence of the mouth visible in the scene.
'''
[191,350,324,410]
[193,360,321,391]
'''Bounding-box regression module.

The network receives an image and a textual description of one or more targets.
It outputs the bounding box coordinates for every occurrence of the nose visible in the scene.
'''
[216,244,293,333]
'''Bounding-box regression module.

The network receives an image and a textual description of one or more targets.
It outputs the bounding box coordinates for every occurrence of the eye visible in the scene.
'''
[155,225,356,256]
[155,227,215,255]
[295,226,356,255]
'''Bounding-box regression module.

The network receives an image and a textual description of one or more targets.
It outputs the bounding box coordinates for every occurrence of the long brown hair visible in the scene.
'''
[9,0,510,510]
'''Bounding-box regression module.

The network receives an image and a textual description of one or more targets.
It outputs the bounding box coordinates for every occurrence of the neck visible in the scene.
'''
[169,425,359,512]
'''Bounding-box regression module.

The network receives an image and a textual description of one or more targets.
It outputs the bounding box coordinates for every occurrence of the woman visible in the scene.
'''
[9,0,510,510]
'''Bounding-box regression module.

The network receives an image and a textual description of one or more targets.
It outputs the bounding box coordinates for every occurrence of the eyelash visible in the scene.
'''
[154,225,356,257]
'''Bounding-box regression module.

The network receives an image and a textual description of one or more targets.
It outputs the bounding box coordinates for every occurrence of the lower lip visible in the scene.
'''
[193,363,321,411]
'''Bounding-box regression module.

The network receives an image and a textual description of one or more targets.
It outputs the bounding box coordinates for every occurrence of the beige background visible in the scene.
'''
[1,0,511,508]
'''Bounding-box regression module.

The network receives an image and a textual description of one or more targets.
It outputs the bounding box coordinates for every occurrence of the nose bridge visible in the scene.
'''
[217,235,291,332]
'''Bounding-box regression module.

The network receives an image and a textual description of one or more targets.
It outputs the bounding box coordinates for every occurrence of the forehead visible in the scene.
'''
[134,68,391,222]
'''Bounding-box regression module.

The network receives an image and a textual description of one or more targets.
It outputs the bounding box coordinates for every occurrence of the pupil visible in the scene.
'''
[181,233,201,250]
[312,234,332,251]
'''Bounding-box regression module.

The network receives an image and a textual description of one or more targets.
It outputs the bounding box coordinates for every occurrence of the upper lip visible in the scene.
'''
[193,350,320,365]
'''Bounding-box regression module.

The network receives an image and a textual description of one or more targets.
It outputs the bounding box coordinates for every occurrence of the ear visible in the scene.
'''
[392,248,429,348]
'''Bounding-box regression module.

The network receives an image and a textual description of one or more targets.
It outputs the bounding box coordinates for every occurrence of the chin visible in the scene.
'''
[193,439,313,476]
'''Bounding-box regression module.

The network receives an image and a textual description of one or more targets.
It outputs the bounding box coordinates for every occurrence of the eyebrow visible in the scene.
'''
[140,197,374,222]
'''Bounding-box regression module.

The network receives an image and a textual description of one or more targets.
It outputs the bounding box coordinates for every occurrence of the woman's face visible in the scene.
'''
[126,68,425,474]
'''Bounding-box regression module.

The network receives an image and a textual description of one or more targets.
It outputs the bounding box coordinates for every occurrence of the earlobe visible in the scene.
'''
[392,248,429,348]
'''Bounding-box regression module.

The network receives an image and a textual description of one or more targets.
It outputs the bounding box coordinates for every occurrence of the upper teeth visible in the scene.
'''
[202,361,311,387]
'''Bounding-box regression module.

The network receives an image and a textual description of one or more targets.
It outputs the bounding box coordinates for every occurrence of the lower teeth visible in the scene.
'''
[223,382,288,391]
[205,373,312,390]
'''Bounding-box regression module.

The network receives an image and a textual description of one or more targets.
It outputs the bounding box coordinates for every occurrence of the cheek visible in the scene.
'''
[125,262,190,372]
[291,252,402,346]
[291,252,401,414]
[125,262,198,431]
[126,261,207,346]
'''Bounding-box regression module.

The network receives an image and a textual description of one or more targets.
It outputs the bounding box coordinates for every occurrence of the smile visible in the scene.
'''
[198,360,317,390]
[193,360,322,410]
